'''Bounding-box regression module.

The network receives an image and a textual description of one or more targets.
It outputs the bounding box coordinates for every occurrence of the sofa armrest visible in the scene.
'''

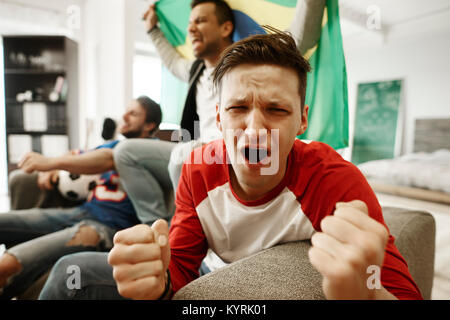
[173,241,324,300]
[382,207,435,300]
[173,207,435,300]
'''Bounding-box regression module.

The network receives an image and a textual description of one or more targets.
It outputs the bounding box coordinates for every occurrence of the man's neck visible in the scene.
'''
[229,161,288,202]
[137,133,152,139]
[203,40,233,68]
[203,56,219,69]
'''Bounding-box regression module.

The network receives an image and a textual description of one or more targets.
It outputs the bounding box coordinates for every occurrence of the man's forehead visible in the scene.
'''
[220,65,301,104]
[223,64,299,88]
[190,2,216,18]
[126,101,144,113]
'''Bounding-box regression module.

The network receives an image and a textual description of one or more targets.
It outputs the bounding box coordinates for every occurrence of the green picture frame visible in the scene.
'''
[351,79,403,165]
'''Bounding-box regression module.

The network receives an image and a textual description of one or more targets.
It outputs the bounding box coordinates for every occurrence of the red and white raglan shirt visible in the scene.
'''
[168,139,423,299]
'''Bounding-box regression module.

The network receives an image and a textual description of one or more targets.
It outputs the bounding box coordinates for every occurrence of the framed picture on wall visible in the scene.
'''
[351,79,404,165]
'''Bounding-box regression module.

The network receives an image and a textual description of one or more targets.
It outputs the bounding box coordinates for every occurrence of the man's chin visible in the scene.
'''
[121,130,141,139]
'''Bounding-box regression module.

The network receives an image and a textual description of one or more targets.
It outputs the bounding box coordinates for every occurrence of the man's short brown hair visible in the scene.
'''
[212,27,311,109]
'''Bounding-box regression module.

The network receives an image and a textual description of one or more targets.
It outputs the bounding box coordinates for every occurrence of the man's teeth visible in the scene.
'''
[242,147,268,163]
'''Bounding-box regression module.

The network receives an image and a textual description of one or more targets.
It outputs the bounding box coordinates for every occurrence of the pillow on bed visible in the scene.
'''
[357,149,450,194]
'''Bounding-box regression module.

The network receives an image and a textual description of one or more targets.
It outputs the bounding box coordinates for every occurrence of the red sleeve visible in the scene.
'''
[296,143,423,299]
[168,162,208,294]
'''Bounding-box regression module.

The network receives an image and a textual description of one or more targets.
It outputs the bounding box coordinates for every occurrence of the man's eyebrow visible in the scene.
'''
[190,15,207,21]
[266,100,293,109]
[224,97,249,106]
[225,97,294,109]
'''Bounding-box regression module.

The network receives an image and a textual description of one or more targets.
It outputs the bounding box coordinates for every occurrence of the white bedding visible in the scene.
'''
[358,149,450,194]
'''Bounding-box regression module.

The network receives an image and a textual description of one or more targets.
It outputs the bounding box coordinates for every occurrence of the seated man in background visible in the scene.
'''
[108,30,422,300]
[8,117,118,211]
[0,96,163,300]
[41,31,422,300]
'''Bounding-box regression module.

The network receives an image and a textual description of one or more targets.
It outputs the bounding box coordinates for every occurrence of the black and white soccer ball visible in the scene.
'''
[57,170,101,201]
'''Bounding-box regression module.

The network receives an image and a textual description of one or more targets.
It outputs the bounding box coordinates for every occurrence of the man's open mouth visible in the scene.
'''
[241,147,269,164]
[191,36,202,45]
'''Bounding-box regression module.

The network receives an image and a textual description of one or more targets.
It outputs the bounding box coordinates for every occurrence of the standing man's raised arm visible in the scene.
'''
[288,0,327,55]
[144,4,193,83]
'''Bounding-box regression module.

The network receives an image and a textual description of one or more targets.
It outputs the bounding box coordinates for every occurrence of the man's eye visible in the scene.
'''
[268,108,289,114]
[227,106,247,111]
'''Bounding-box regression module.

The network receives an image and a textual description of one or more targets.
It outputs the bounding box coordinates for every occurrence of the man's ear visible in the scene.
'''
[297,105,309,136]
[216,104,222,132]
[144,122,156,136]
[221,21,233,40]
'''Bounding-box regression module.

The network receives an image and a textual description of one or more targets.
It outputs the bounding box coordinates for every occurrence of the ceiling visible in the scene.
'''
[339,0,450,44]
[2,0,450,48]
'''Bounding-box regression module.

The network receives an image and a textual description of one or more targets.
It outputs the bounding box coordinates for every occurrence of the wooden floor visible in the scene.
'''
[376,192,450,300]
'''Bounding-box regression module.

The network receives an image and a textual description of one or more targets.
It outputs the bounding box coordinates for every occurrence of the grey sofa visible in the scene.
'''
[173,207,436,300]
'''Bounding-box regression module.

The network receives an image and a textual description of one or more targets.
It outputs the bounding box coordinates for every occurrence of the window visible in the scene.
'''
[133,52,161,104]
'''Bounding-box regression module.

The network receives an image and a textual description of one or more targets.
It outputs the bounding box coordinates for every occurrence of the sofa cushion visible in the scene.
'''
[174,241,325,300]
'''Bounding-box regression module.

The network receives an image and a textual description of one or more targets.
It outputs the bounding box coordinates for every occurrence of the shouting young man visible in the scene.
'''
[107,31,422,300]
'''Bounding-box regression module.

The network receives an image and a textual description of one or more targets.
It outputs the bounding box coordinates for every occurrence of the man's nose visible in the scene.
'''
[244,110,267,143]
[188,22,196,33]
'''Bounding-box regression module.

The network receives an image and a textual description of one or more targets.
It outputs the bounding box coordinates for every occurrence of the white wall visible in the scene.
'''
[0,0,137,195]
[0,0,84,195]
[344,29,450,158]
[79,0,134,149]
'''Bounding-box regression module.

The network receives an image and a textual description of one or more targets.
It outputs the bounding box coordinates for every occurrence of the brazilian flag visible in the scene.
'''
[156,0,348,150]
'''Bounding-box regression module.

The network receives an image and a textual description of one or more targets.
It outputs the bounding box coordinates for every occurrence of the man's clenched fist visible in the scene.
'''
[308,200,394,300]
[108,220,171,300]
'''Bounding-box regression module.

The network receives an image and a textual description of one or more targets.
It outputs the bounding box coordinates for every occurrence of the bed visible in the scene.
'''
[356,118,450,299]
[358,118,450,204]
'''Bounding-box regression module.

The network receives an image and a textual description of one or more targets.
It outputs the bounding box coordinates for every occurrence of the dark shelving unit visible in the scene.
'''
[2,35,79,175]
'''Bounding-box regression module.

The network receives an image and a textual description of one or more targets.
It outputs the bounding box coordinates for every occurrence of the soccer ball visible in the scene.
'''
[57,170,101,201]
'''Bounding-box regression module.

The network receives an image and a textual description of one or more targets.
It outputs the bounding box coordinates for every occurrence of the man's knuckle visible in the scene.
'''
[345,249,363,268]
[148,243,161,257]
[108,248,119,265]
[117,284,132,298]
[329,265,351,284]
[361,238,380,260]
[113,266,127,282]
[320,216,333,232]
[376,225,389,243]
[154,260,164,274]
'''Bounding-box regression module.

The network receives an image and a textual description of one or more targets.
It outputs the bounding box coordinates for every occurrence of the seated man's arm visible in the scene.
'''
[288,0,327,55]
[36,149,84,190]
[19,148,115,175]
